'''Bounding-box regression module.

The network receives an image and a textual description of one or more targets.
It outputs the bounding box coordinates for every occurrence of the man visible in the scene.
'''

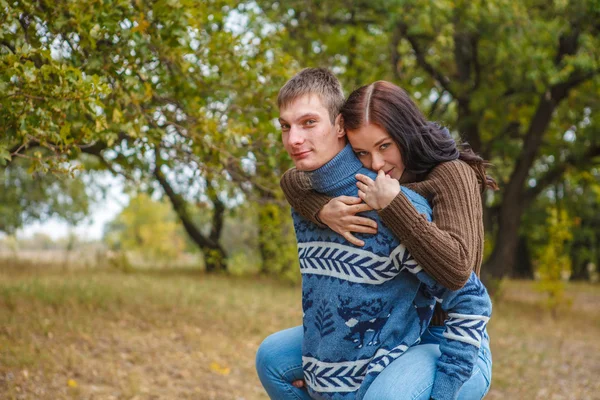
[256,68,491,400]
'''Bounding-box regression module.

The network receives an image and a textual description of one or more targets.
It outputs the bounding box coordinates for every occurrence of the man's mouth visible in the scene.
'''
[292,150,312,159]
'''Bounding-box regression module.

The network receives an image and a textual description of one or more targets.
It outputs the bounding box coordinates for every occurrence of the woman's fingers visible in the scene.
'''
[337,195,363,205]
[355,173,374,185]
[292,380,304,388]
[351,203,373,214]
[348,224,377,234]
[343,232,365,247]
[351,216,378,229]
[356,181,369,192]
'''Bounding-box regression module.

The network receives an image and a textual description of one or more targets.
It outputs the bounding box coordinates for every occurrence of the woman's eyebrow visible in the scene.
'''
[373,137,388,147]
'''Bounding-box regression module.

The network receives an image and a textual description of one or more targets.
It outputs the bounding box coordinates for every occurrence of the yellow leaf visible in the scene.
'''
[209,362,230,376]
[67,379,78,388]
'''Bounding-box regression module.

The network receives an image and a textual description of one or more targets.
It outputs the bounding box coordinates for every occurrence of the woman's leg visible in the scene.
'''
[255,326,311,400]
[363,327,492,400]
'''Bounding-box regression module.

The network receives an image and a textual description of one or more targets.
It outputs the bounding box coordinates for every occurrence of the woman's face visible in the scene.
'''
[347,123,405,180]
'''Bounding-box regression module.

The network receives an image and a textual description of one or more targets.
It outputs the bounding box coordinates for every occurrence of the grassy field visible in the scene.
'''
[1,260,599,400]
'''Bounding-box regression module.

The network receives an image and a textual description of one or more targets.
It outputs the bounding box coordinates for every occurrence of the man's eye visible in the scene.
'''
[281,124,290,130]
[305,119,316,125]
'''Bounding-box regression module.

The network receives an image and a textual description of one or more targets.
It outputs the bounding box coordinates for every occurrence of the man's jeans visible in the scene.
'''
[256,326,492,400]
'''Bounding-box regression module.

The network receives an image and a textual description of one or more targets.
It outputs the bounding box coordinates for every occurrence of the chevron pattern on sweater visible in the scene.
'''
[298,242,418,284]
[443,312,490,348]
[364,343,411,375]
[303,356,368,393]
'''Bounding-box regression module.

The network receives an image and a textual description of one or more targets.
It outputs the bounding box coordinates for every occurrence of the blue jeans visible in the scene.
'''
[256,326,492,400]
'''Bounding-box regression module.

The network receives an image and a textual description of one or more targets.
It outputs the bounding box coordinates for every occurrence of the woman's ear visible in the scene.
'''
[335,114,345,138]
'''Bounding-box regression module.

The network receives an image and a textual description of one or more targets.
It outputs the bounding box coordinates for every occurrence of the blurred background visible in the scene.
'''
[1,1,599,399]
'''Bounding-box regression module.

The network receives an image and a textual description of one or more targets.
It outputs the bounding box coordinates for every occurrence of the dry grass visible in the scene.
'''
[1,260,599,400]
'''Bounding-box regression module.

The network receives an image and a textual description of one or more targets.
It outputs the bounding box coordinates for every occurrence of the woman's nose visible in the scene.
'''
[371,153,385,171]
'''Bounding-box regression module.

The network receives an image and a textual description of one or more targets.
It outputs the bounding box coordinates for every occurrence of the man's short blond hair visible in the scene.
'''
[277,68,345,124]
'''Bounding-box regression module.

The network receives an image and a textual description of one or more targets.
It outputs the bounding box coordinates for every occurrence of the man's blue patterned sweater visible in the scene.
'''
[291,144,492,400]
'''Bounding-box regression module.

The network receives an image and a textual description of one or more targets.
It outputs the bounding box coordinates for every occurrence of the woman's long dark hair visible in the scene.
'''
[341,81,498,191]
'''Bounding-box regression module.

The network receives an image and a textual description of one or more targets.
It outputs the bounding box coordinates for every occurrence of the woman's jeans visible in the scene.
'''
[256,325,492,400]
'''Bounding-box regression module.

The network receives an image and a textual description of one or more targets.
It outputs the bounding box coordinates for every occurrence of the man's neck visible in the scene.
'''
[307,144,364,194]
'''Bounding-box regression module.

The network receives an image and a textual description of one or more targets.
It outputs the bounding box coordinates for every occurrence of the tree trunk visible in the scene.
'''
[513,235,534,279]
[154,164,228,273]
[482,195,525,284]
[202,245,228,273]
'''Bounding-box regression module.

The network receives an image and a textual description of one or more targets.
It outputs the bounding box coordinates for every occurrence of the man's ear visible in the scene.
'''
[335,114,345,138]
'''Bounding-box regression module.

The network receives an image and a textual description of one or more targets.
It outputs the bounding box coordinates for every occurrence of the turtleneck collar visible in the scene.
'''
[308,143,364,193]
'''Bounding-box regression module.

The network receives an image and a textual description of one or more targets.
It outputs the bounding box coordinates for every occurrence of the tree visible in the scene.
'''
[104,192,186,262]
[258,0,600,283]
[1,1,295,272]
[0,158,90,234]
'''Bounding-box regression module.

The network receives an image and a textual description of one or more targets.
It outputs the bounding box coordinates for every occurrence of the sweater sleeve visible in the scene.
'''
[378,161,482,290]
[280,167,331,227]
[400,267,492,400]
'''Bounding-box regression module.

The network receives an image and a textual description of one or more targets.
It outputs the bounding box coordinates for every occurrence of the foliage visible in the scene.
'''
[257,0,600,280]
[104,193,185,261]
[2,0,599,279]
[0,158,91,234]
[534,207,574,318]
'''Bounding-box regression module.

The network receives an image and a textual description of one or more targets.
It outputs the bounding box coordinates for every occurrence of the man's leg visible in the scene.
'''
[255,326,311,400]
[363,327,492,400]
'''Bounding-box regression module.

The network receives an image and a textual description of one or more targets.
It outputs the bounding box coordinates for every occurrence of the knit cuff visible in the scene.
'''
[430,370,464,400]
[280,169,330,228]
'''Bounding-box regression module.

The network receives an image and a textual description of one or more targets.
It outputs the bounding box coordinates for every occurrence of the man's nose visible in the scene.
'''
[371,153,385,171]
[287,126,305,146]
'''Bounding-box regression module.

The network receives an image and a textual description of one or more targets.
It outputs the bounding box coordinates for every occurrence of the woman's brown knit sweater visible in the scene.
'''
[280,159,484,326]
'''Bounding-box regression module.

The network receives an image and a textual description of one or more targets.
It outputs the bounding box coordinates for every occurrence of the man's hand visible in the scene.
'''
[317,196,377,247]
[292,380,304,388]
[356,170,401,210]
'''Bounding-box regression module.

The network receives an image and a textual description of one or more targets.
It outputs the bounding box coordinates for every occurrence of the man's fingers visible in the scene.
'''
[337,195,363,205]
[343,232,365,247]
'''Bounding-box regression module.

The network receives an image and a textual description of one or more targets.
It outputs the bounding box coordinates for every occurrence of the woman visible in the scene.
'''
[280,80,497,399]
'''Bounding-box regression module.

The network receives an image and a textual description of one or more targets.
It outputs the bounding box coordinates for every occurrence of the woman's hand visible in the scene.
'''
[318,196,378,247]
[356,170,401,210]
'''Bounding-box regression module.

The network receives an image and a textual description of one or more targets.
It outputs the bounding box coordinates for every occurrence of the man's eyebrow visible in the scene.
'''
[279,113,321,124]
[297,113,320,120]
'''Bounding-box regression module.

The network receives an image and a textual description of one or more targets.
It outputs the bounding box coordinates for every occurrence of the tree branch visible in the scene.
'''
[153,151,218,250]
[524,143,600,206]
[396,22,454,95]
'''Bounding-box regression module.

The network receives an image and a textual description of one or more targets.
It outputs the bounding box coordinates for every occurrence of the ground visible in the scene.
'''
[1,261,599,400]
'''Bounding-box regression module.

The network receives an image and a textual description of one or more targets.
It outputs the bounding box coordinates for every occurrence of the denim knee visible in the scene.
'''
[256,333,279,379]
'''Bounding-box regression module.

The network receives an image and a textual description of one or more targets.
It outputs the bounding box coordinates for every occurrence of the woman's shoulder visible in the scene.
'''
[424,160,480,192]
[428,159,476,180]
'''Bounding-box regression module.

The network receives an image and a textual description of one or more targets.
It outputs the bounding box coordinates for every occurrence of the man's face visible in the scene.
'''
[279,94,346,171]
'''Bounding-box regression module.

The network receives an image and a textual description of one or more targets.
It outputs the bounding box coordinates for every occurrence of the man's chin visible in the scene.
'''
[294,159,319,172]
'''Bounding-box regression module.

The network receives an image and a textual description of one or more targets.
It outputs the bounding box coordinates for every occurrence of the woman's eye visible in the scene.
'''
[380,143,391,150]
[280,124,290,131]
[355,151,368,157]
